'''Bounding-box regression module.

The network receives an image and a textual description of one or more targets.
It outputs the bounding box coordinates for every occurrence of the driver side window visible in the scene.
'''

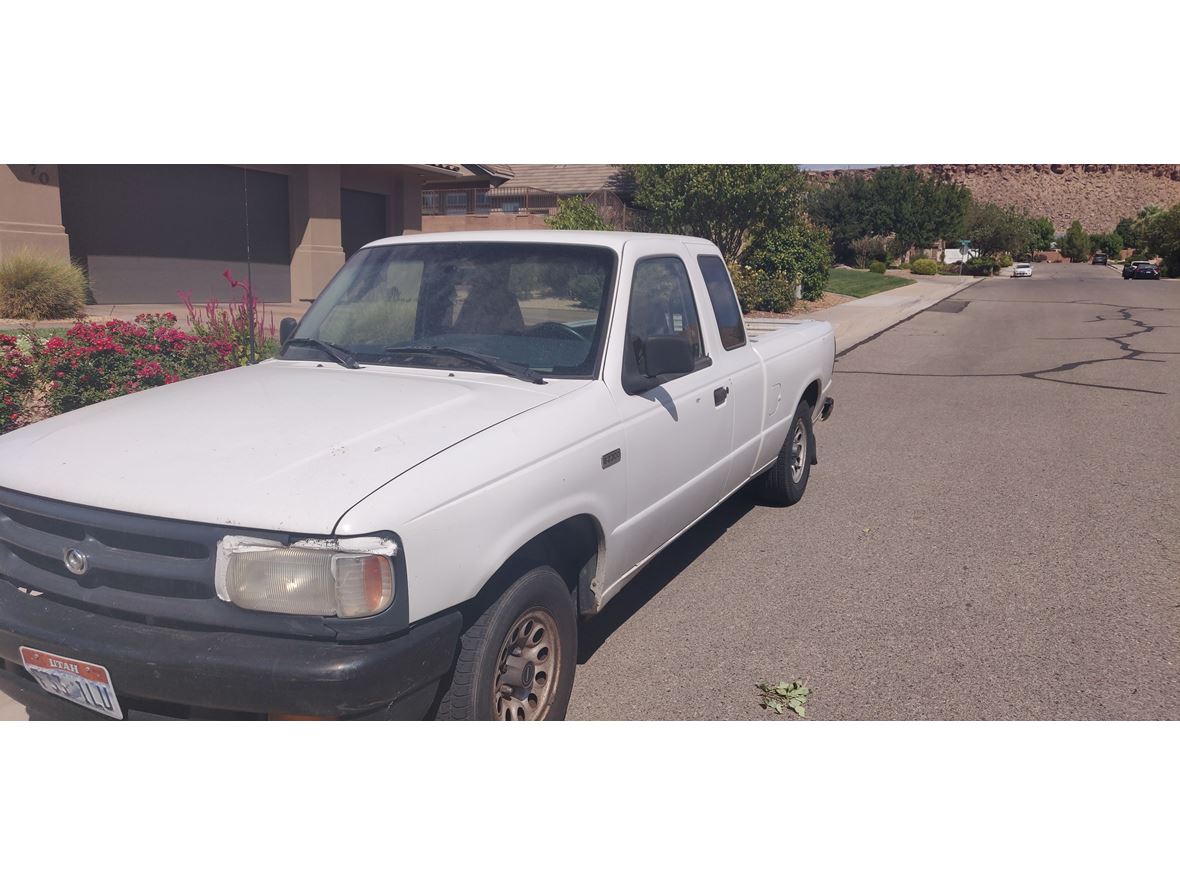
[626,256,704,376]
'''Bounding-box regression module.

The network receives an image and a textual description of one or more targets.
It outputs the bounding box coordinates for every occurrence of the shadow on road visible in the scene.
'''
[577,487,759,664]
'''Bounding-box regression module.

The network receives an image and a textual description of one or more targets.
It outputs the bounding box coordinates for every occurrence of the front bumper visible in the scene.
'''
[0,577,461,720]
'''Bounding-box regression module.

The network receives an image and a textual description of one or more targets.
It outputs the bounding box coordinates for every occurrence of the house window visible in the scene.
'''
[445,192,468,215]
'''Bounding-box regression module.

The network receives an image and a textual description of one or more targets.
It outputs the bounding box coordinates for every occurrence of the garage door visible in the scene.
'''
[59,165,291,304]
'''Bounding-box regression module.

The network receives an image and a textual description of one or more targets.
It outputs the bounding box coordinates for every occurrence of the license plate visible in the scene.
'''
[19,647,124,720]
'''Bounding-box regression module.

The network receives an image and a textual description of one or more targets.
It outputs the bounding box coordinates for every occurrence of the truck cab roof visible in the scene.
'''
[363,230,721,251]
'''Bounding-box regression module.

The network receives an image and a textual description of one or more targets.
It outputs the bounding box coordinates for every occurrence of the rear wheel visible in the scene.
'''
[759,399,814,507]
[436,565,577,721]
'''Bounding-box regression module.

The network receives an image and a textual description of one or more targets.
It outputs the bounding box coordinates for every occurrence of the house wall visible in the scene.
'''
[0,165,71,261]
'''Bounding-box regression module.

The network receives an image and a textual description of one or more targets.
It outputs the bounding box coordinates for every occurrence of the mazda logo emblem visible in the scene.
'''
[63,548,89,576]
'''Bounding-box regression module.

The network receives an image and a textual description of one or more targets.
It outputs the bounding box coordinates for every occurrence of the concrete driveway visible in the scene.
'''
[568,262,1179,719]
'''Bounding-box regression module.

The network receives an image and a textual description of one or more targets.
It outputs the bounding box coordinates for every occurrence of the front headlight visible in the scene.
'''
[215,536,396,618]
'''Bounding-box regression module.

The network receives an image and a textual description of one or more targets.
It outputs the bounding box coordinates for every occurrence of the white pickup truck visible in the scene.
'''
[0,231,834,720]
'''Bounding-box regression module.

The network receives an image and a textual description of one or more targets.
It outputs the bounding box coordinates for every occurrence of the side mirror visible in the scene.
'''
[623,335,696,395]
[279,317,298,346]
[643,335,695,377]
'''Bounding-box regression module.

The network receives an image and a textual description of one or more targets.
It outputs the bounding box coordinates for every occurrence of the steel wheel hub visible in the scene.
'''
[494,607,560,721]
[790,419,807,483]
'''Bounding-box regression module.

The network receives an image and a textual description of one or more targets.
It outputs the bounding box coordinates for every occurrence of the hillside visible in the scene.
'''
[809,164,1180,232]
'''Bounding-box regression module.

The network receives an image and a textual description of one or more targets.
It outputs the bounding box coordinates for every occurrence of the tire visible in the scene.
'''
[435,565,577,721]
[759,398,814,507]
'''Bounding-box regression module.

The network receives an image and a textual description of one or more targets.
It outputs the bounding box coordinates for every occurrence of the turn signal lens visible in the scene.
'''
[333,555,394,618]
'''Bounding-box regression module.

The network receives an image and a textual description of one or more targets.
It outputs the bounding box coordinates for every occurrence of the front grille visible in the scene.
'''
[0,486,318,636]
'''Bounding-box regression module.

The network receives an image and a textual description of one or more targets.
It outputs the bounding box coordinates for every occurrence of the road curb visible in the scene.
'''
[835,275,986,358]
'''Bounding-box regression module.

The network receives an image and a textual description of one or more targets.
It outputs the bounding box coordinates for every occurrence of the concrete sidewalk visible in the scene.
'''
[745,273,983,354]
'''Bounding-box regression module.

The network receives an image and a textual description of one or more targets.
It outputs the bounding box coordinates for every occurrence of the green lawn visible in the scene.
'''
[825,268,915,298]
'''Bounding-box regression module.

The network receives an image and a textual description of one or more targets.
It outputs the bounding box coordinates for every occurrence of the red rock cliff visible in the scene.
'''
[808,164,1180,231]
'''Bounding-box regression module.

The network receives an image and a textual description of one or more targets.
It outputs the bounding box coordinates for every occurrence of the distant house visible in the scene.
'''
[496,165,627,196]
[420,164,631,232]
[942,247,980,264]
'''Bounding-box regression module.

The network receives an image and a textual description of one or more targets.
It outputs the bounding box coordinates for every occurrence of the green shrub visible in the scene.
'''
[0,251,88,320]
[868,260,886,274]
[744,222,832,301]
[910,258,938,275]
[545,195,611,231]
[963,256,1001,276]
[851,235,889,268]
[998,254,1014,267]
[728,264,797,313]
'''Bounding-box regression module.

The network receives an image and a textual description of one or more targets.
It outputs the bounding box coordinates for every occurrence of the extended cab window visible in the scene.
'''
[697,255,746,350]
[625,256,705,377]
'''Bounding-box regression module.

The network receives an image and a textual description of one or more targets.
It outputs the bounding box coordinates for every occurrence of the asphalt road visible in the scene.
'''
[568,262,1180,719]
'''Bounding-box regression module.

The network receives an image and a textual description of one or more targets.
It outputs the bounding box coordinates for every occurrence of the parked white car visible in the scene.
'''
[1013,263,1033,278]
[0,231,835,720]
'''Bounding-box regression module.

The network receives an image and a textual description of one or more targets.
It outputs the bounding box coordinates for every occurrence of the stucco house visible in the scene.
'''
[0,164,499,305]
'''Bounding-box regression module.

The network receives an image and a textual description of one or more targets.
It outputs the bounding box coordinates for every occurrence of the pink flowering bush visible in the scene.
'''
[0,333,36,434]
[35,314,234,414]
[178,270,277,366]
[0,270,281,434]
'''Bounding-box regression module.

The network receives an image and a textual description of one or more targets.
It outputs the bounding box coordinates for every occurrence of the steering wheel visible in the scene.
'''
[524,321,585,342]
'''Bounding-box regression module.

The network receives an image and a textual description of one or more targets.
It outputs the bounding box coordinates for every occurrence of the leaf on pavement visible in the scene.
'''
[757,680,811,717]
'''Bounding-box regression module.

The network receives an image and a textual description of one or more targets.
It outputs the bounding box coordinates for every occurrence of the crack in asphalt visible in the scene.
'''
[836,299,1177,396]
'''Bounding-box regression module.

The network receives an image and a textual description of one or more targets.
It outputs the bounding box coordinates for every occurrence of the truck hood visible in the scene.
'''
[0,361,562,534]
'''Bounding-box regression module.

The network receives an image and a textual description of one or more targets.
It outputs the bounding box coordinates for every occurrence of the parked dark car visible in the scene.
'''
[1130,263,1160,280]
[1092,253,1108,265]
[1123,260,1154,280]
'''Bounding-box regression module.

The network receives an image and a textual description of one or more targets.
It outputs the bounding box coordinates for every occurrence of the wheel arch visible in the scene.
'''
[469,513,606,621]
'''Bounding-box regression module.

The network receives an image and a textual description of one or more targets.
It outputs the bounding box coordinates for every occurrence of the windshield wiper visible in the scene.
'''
[284,337,361,370]
[380,345,545,384]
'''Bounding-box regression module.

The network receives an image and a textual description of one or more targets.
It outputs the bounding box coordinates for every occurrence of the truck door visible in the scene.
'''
[606,241,736,573]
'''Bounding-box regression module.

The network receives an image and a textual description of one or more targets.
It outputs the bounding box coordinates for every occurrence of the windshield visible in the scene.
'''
[283,242,617,379]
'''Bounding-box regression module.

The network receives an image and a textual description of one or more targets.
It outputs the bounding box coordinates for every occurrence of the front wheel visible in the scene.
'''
[759,399,814,506]
[435,565,577,721]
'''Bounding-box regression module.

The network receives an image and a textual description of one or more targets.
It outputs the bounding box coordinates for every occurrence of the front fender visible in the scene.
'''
[335,382,626,623]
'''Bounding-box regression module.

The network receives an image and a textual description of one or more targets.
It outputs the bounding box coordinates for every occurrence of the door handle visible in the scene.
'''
[714,386,729,406]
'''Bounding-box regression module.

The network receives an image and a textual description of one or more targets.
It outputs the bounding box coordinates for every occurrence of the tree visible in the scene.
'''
[806,173,879,261]
[1089,231,1124,257]
[1059,220,1091,262]
[1143,203,1180,276]
[546,195,612,231]
[1029,216,1056,251]
[964,202,1035,257]
[1130,205,1164,254]
[809,167,971,261]
[624,164,831,303]
[624,164,808,262]
[1114,216,1138,251]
